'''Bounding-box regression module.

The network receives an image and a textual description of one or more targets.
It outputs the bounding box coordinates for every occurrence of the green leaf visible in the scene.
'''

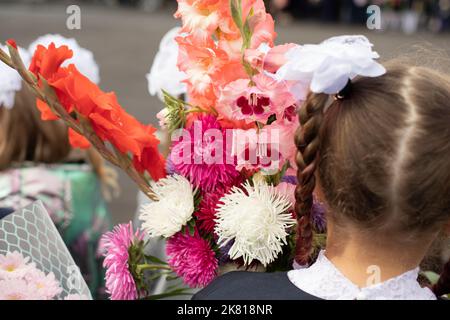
[187,219,196,237]
[166,275,182,281]
[162,89,187,134]
[242,20,252,49]
[193,189,203,211]
[230,0,243,30]
[144,255,168,266]
[421,271,440,285]
[266,114,277,125]
[144,288,193,300]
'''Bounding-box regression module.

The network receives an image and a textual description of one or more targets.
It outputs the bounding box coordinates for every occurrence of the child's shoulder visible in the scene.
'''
[192,271,321,300]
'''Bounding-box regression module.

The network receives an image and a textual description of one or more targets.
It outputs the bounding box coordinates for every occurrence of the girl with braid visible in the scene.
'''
[193,35,450,300]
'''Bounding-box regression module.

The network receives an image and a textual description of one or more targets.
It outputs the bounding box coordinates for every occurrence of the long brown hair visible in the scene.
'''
[294,63,450,297]
[0,85,70,169]
[0,84,119,198]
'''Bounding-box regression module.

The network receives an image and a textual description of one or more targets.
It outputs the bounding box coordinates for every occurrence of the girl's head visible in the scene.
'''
[0,85,119,199]
[0,85,71,170]
[294,63,450,296]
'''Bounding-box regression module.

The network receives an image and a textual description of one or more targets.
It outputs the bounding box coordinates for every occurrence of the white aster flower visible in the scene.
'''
[139,174,194,238]
[215,180,296,266]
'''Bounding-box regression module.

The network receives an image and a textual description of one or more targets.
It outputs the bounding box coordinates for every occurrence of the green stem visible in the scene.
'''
[136,264,172,274]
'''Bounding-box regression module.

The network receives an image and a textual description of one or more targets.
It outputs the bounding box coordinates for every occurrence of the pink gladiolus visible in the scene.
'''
[217,73,296,124]
[263,43,298,73]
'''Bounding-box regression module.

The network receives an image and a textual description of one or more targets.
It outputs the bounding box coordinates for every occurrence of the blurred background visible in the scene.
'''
[1,0,449,224]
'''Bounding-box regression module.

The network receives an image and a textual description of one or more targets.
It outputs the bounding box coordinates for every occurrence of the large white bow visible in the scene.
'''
[146,27,187,101]
[276,35,386,98]
[0,44,30,109]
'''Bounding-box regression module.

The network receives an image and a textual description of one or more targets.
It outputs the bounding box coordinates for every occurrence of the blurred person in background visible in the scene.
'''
[0,36,117,299]
[269,0,448,33]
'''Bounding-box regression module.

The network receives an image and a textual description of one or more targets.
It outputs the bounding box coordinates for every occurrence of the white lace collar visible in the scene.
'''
[287,251,436,300]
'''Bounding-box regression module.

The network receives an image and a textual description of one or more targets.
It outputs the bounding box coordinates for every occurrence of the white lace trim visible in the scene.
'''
[288,251,436,300]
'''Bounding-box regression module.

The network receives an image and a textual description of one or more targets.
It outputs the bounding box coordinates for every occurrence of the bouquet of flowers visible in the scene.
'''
[137,0,331,292]
[0,201,91,300]
[0,0,332,300]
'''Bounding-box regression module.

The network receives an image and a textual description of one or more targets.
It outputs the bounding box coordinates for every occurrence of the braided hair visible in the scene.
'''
[294,93,329,266]
[293,64,450,298]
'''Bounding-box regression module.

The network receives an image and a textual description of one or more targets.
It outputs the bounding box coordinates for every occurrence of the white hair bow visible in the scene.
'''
[0,44,31,109]
[146,27,187,101]
[276,35,386,99]
[28,34,100,84]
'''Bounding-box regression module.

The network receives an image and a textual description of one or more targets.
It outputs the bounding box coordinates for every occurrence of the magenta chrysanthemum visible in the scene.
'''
[196,176,243,234]
[170,114,239,192]
[101,222,144,300]
[196,190,225,235]
[166,231,218,288]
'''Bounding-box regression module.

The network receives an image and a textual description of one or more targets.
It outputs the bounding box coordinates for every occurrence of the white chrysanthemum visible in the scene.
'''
[139,174,194,238]
[215,181,296,266]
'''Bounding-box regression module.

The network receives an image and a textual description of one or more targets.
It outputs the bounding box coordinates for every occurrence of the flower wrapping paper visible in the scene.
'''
[0,200,92,299]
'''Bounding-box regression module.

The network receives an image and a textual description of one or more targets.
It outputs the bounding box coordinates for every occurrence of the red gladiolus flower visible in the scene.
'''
[29,43,73,80]
[6,39,18,50]
[28,42,166,180]
[68,128,91,149]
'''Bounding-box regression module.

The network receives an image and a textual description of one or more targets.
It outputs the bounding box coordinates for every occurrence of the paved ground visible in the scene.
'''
[1,2,450,224]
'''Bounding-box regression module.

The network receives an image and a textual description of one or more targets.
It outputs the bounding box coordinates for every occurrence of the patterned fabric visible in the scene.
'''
[0,163,112,299]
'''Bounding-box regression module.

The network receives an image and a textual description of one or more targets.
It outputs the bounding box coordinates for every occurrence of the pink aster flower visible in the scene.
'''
[170,114,240,192]
[0,251,34,280]
[25,269,62,300]
[166,231,218,288]
[0,279,39,300]
[217,73,296,124]
[101,222,144,300]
